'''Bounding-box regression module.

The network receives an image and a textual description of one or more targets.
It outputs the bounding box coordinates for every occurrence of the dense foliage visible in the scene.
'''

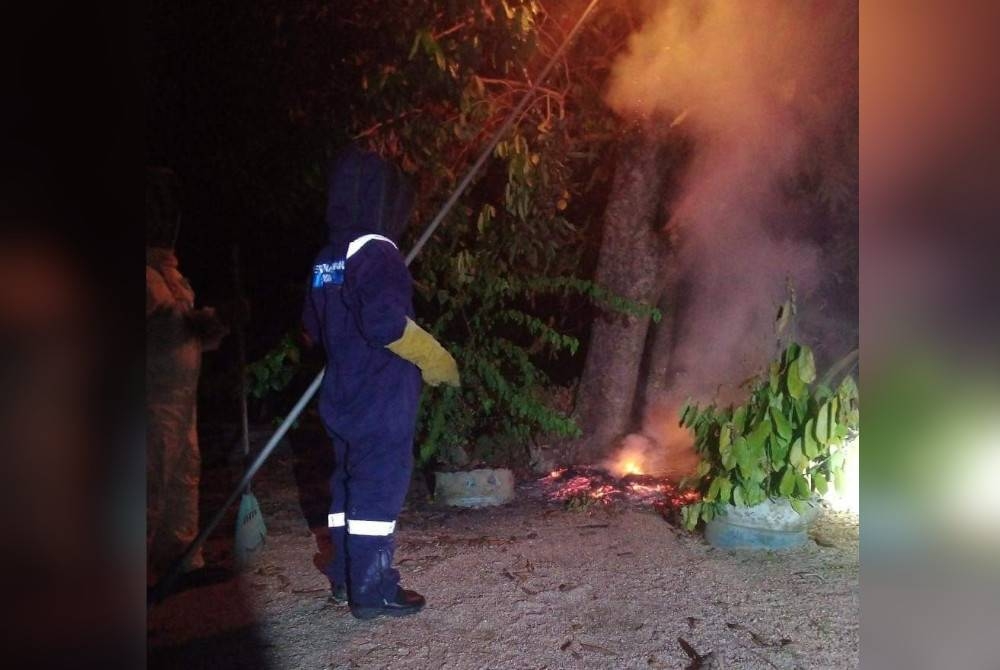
[679,335,859,530]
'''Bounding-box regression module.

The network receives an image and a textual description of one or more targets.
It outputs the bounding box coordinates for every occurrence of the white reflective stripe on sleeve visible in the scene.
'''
[346,234,397,260]
[328,513,345,528]
[346,519,397,536]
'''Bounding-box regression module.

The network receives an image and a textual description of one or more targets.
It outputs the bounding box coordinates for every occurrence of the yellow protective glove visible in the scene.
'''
[385,318,460,387]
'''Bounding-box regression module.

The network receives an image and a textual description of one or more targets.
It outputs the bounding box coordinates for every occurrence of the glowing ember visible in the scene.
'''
[539,466,700,519]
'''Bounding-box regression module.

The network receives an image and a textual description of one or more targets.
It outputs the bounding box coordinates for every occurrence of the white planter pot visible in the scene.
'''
[704,498,820,550]
[434,468,516,508]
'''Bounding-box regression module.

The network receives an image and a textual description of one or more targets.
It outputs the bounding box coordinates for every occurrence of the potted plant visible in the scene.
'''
[420,385,538,508]
[678,339,859,549]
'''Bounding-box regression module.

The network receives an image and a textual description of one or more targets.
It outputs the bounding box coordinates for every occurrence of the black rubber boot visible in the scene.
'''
[350,588,425,620]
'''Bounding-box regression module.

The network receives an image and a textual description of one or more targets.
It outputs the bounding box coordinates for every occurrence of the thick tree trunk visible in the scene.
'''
[639,285,675,407]
[572,136,671,463]
[641,264,686,407]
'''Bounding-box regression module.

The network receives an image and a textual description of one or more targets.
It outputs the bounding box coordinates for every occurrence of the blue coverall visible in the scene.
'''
[302,146,422,607]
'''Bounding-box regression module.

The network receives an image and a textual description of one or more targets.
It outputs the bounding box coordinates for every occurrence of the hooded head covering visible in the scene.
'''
[325,144,414,245]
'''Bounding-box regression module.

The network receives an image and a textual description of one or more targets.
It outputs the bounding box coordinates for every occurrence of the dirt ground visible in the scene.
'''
[148,422,859,669]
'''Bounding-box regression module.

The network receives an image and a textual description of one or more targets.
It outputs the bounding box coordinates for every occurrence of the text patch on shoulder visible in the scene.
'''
[313,259,345,287]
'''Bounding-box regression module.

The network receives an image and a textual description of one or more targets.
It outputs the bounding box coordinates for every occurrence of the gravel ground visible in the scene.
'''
[148,424,859,669]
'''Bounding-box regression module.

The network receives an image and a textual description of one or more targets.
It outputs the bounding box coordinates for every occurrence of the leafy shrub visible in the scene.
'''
[246,332,301,400]
[245,332,304,427]
[679,341,859,530]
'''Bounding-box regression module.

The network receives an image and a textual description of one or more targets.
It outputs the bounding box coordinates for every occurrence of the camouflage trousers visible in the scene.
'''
[147,360,203,581]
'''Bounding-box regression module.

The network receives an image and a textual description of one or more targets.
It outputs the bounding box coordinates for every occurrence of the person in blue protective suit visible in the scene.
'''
[301,145,460,620]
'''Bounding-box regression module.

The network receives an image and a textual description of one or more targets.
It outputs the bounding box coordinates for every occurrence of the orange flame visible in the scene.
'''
[620,459,643,476]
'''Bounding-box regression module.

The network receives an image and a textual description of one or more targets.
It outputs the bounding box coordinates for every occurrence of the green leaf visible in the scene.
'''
[744,483,767,506]
[797,345,816,384]
[813,472,829,495]
[838,374,858,402]
[418,440,437,463]
[803,419,820,459]
[746,420,771,465]
[732,406,748,433]
[789,437,807,470]
[779,468,796,496]
[734,436,755,479]
[769,361,780,392]
[787,359,805,399]
[770,406,792,441]
[683,503,701,531]
[718,477,732,504]
[706,476,722,502]
[794,474,811,498]
[696,460,712,478]
[769,436,790,469]
[719,439,736,471]
[815,399,836,444]
[719,423,732,449]
[679,401,694,427]
[789,498,810,515]
[834,468,846,494]
[733,485,746,507]
[783,342,802,366]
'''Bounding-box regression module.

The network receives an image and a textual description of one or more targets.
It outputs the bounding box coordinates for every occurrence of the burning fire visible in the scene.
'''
[620,459,643,476]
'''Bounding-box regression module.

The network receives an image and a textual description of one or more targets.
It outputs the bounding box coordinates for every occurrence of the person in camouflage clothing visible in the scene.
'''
[145,167,227,581]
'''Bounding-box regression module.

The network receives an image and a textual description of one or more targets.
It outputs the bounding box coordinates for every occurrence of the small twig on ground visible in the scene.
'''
[678,637,719,669]
[794,571,826,582]
[291,586,328,594]
[433,18,473,41]
[578,641,616,657]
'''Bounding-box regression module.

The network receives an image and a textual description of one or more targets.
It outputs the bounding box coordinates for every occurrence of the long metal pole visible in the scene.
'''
[149,0,602,606]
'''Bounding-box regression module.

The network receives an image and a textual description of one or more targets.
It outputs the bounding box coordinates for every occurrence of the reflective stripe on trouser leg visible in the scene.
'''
[328,513,345,527]
[347,519,396,536]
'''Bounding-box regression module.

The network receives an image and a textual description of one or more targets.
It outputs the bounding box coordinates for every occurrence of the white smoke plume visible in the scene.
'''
[602,0,857,471]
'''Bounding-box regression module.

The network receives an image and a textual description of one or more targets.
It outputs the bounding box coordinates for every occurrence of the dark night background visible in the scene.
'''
[148,1,335,427]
